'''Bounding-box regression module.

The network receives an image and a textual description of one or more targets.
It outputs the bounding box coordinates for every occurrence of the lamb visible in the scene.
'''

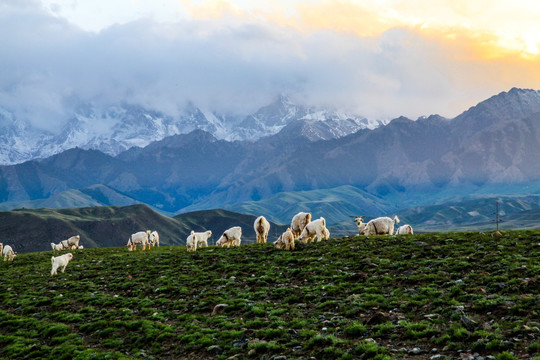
[290,212,312,239]
[274,227,295,251]
[363,216,400,236]
[51,242,64,251]
[126,230,151,251]
[395,224,414,235]
[149,231,160,247]
[352,216,367,235]
[297,217,328,244]
[254,216,270,244]
[3,245,16,262]
[186,230,212,251]
[194,230,212,248]
[51,253,73,276]
[216,226,242,248]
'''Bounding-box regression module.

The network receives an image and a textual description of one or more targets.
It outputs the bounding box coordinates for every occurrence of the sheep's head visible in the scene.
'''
[216,236,225,247]
[274,235,285,249]
[323,228,330,240]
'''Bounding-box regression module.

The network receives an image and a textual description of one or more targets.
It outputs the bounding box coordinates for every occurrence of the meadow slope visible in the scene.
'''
[0,231,538,359]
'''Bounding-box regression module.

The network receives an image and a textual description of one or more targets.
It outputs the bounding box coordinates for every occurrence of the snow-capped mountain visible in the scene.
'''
[228,95,379,141]
[0,96,375,165]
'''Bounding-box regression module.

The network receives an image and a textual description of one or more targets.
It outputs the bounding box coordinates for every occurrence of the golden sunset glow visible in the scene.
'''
[181,0,540,60]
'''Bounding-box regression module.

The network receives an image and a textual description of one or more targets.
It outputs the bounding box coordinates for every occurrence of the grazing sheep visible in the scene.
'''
[273,236,284,250]
[186,230,212,251]
[217,227,242,248]
[66,235,80,249]
[186,231,197,252]
[254,216,270,244]
[352,216,367,235]
[298,217,328,244]
[291,212,312,239]
[3,245,16,262]
[126,230,151,251]
[322,227,330,240]
[363,216,400,236]
[51,253,73,276]
[149,231,160,247]
[395,224,414,235]
[51,242,64,251]
[275,227,295,251]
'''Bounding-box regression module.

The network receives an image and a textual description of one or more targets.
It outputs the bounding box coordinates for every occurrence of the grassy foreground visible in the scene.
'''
[0,231,538,359]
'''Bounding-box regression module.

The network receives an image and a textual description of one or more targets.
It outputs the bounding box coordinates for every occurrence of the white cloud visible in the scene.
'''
[0,1,537,133]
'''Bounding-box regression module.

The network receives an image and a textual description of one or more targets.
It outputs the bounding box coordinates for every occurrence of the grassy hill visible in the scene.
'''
[182,185,397,225]
[394,195,540,233]
[0,205,288,253]
[0,230,538,359]
[0,185,146,212]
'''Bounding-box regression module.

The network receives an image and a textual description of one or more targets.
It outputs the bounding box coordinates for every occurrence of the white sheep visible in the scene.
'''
[352,216,367,235]
[363,216,400,236]
[66,235,80,249]
[186,231,197,252]
[51,253,73,276]
[395,224,414,235]
[186,230,212,251]
[290,212,312,239]
[274,227,295,251]
[149,231,160,247]
[51,242,64,251]
[3,245,16,262]
[195,230,212,248]
[126,230,151,251]
[254,216,270,244]
[322,227,330,240]
[298,217,328,244]
[217,227,242,248]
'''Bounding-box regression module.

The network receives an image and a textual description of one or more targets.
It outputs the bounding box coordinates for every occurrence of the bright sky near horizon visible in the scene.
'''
[2,0,540,130]
[41,0,540,57]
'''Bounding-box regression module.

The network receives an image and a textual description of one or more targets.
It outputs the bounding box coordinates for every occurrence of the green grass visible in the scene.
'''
[0,230,538,359]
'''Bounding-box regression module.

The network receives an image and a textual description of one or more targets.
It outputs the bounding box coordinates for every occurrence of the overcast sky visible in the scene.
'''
[1,0,540,131]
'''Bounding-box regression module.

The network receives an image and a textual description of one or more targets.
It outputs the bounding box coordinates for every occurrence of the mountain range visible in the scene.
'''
[1,87,540,229]
[0,95,377,165]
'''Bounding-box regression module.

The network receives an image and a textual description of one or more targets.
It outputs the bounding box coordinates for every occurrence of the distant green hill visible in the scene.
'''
[187,185,396,225]
[394,195,540,232]
[0,184,150,212]
[0,205,287,253]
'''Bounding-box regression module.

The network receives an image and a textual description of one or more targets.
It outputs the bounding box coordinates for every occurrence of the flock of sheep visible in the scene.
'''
[0,212,413,276]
